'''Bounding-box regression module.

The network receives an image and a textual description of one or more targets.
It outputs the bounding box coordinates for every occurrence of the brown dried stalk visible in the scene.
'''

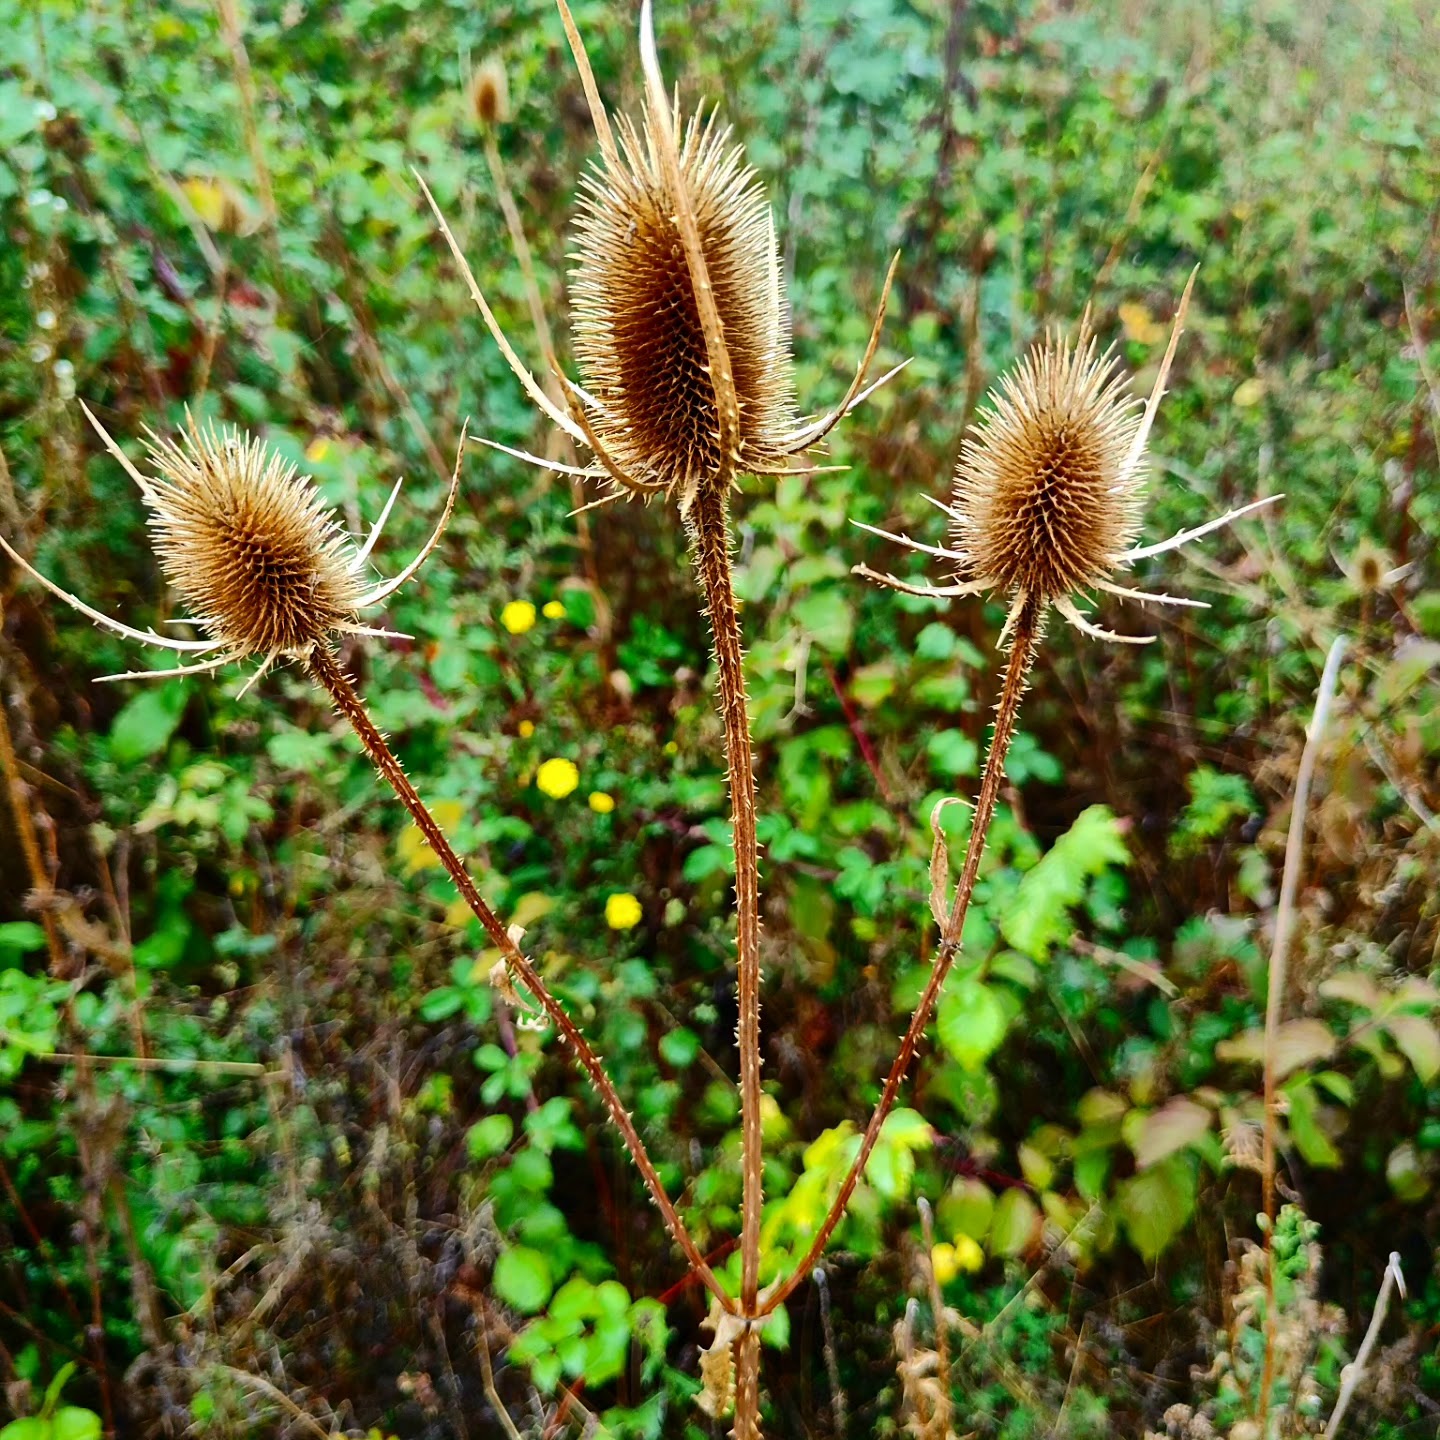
[1257,633,1348,1429]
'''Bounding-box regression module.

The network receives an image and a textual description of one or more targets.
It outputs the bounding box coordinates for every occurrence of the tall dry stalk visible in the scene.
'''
[1257,634,1348,1430]
[418,3,898,1428]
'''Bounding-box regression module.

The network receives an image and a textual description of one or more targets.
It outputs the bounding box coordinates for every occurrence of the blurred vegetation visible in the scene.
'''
[1,0,1438,1435]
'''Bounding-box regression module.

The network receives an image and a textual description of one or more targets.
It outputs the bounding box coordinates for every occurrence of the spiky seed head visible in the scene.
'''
[144,419,367,656]
[952,324,1144,603]
[468,57,510,128]
[569,106,797,498]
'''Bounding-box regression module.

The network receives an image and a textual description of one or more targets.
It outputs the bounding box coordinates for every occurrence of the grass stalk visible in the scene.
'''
[686,483,765,1436]
[766,594,1042,1313]
[304,643,728,1309]
[1257,633,1348,1429]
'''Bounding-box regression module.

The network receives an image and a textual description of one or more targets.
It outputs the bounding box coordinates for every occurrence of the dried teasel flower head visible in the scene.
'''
[568,86,796,502]
[417,0,904,516]
[467,56,510,128]
[856,271,1281,645]
[0,405,462,693]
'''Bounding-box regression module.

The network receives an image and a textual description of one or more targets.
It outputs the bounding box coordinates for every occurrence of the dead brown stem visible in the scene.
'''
[1258,634,1347,1428]
[686,483,765,1437]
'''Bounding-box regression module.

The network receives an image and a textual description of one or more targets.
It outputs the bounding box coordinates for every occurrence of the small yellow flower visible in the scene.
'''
[930,1243,959,1286]
[663,740,678,756]
[518,719,535,738]
[535,757,579,799]
[542,600,565,620]
[501,600,537,635]
[952,1233,985,1272]
[588,791,615,814]
[605,892,643,930]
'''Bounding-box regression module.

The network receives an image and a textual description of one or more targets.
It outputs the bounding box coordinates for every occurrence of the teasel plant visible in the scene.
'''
[417,1,902,1430]
[0,401,730,1326]
[769,272,1284,1320]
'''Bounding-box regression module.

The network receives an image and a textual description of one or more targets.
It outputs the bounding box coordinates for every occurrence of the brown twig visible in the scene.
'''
[766,596,1041,1314]
[1257,634,1347,1428]
[0,666,66,974]
[304,644,728,1310]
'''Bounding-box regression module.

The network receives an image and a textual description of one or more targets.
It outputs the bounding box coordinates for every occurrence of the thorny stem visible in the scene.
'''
[305,644,729,1310]
[1257,634,1347,1431]
[765,595,1042,1315]
[686,484,765,1436]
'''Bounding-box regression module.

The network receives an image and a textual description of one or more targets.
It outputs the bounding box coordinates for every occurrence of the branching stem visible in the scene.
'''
[765,596,1042,1314]
[305,644,728,1310]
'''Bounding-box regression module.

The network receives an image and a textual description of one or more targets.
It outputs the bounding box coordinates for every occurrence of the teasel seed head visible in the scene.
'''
[570,103,796,502]
[468,57,510,129]
[952,318,1143,606]
[854,270,1283,645]
[417,0,905,518]
[0,404,462,690]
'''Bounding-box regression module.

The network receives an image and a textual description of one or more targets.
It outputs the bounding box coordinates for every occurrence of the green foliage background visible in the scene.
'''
[0,0,1438,1435]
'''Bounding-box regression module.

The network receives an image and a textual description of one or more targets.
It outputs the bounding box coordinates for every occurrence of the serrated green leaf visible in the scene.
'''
[493,1246,554,1314]
[936,978,1007,1069]
[1000,806,1128,960]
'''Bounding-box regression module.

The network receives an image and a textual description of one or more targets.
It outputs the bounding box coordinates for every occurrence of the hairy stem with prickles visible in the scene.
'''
[306,644,728,1309]
[687,484,765,1437]
[764,595,1042,1314]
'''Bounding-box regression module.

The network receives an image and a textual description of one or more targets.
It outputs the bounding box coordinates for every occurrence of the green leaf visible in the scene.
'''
[1131,1098,1211,1170]
[1115,1153,1196,1261]
[0,922,48,958]
[493,1246,554,1314]
[792,589,854,655]
[1385,1015,1440,1084]
[0,1420,50,1440]
[936,979,1007,1070]
[42,1363,78,1416]
[109,683,190,765]
[1000,806,1129,960]
[926,729,978,778]
[1285,1080,1341,1168]
[51,1412,101,1440]
[1215,1019,1336,1078]
[467,1114,514,1160]
[989,1188,1039,1256]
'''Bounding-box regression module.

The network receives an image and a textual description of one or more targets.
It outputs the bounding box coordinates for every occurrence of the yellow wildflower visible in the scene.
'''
[663,740,678,756]
[500,600,536,635]
[535,757,579,799]
[952,1233,985,1272]
[542,600,565,620]
[518,719,535,738]
[605,892,643,930]
[930,1243,959,1286]
[588,791,615,814]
